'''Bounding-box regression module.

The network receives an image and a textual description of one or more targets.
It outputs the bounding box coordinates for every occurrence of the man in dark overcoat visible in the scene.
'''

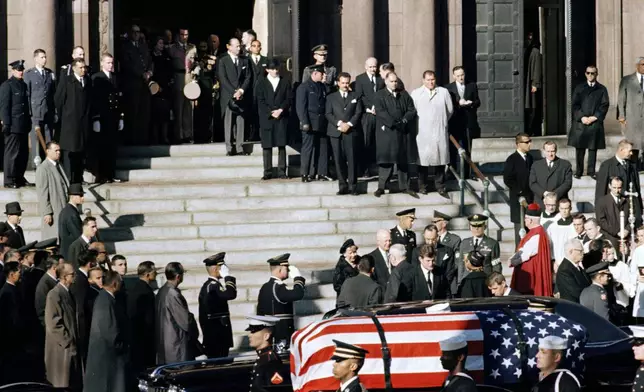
[58,184,84,261]
[124,261,156,372]
[446,66,480,178]
[567,65,609,178]
[596,176,642,239]
[85,271,132,392]
[0,262,27,383]
[354,57,384,176]
[54,58,92,184]
[326,72,363,195]
[248,39,268,142]
[0,60,31,188]
[373,72,418,198]
[503,133,534,246]
[595,139,643,210]
[255,59,291,180]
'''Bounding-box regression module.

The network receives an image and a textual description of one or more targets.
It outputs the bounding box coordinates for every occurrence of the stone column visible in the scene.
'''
[400,0,435,89]
[253,0,269,54]
[596,0,622,106]
[22,0,56,68]
[73,0,90,64]
[341,0,374,78]
[448,0,462,76]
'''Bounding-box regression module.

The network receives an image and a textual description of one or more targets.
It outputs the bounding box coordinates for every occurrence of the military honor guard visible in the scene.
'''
[198,252,237,358]
[579,261,612,320]
[455,214,500,293]
[390,208,417,263]
[533,336,581,392]
[302,44,338,92]
[433,211,462,253]
[439,334,478,392]
[24,49,56,166]
[246,315,288,392]
[330,340,369,392]
[0,60,32,188]
[256,253,306,349]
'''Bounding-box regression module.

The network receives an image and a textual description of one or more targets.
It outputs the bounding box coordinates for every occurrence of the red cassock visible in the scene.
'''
[510,225,553,296]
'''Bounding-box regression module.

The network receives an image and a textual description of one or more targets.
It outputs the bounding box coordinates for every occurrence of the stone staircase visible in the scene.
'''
[6,136,633,351]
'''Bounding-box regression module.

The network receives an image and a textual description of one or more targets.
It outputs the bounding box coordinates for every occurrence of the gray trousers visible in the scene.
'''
[378,164,409,191]
[223,106,252,154]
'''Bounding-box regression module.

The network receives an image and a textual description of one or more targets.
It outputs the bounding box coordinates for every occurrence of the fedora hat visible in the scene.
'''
[4,202,23,215]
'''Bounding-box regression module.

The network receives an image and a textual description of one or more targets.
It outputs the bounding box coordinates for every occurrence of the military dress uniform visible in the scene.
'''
[390,208,417,263]
[198,252,237,358]
[531,369,581,392]
[246,315,288,392]
[0,60,31,188]
[24,65,56,166]
[455,215,501,291]
[90,70,123,183]
[301,44,337,93]
[439,335,478,392]
[330,340,369,392]
[579,262,611,320]
[257,254,306,348]
[434,211,462,253]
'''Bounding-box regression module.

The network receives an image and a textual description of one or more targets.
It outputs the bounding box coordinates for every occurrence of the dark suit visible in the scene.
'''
[504,151,535,245]
[411,265,451,300]
[255,76,291,177]
[369,248,390,290]
[0,76,30,185]
[58,203,82,261]
[325,90,363,191]
[354,72,385,172]
[166,42,192,142]
[595,156,643,210]
[90,71,121,182]
[25,66,56,164]
[35,272,58,327]
[0,221,26,249]
[120,40,153,145]
[390,226,417,264]
[528,157,573,207]
[411,243,457,290]
[337,273,383,308]
[457,271,491,298]
[0,282,28,382]
[596,193,642,238]
[296,80,328,177]
[69,269,90,367]
[124,278,155,371]
[556,258,591,303]
[383,261,415,303]
[67,237,90,268]
[218,54,252,154]
[446,81,481,176]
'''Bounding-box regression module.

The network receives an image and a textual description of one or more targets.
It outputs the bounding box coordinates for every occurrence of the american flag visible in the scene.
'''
[289,309,587,392]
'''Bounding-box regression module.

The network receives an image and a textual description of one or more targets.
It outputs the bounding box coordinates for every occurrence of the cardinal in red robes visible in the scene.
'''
[510,203,553,296]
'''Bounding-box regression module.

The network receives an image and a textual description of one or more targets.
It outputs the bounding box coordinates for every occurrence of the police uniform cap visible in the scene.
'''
[9,60,25,71]
[526,203,541,217]
[396,208,416,217]
[330,340,369,361]
[267,253,290,266]
[309,64,325,74]
[203,252,226,266]
[339,238,356,254]
[17,240,38,253]
[33,238,58,251]
[539,336,567,350]
[586,261,611,276]
[467,251,485,268]
[467,214,488,226]
[439,335,468,352]
[433,210,452,222]
[311,44,328,54]
[68,183,85,196]
[245,315,280,332]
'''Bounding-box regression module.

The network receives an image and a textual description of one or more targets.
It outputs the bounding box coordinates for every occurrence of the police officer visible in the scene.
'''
[390,208,417,263]
[579,261,611,320]
[91,53,124,184]
[24,49,56,167]
[533,336,581,392]
[246,315,288,392]
[439,334,478,392]
[302,44,338,93]
[198,252,237,358]
[296,64,330,182]
[0,60,31,189]
[330,340,369,392]
[455,214,501,293]
[256,253,306,350]
[433,211,462,253]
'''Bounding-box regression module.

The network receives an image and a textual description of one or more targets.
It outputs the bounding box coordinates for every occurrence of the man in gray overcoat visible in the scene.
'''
[567,65,609,178]
[84,270,132,392]
[44,262,81,389]
[36,141,68,239]
[617,57,644,167]
[155,262,194,364]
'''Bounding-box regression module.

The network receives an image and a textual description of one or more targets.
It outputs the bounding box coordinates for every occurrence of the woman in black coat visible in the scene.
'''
[457,251,491,298]
[332,239,359,296]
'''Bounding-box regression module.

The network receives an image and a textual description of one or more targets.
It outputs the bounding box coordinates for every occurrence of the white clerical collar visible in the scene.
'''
[340,376,359,392]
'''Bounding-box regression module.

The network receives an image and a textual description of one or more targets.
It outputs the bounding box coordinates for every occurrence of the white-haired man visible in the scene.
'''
[383,244,413,303]
[555,238,590,303]
[369,229,392,290]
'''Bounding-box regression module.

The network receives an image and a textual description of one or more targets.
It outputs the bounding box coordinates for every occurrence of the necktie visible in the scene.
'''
[474,238,479,249]
[427,272,433,294]
[56,163,69,188]
[641,75,643,91]
[371,77,376,92]
[234,57,238,67]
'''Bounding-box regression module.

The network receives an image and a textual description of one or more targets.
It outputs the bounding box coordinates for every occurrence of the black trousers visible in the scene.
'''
[263,146,286,176]
[361,113,377,173]
[575,148,597,176]
[378,163,409,191]
[418,165,446,192]
[62,150,85,184]
[330,134,357,190]
[4,133,29,184]
[301,131,328,177]
[123,80,151,145]
[92,124,118,181]
[449,129,471,178]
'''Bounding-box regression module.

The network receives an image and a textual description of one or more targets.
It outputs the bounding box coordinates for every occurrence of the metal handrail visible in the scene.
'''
[447,135,491,235]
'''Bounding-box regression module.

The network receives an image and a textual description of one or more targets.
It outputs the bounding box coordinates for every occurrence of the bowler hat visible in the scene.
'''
[68,183,85,196]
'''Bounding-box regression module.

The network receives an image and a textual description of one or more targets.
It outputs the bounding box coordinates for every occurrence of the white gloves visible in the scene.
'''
[289,265,302,278]
[118,119,124,131]
[195,354,208,361]
[92,120,100,133]
[219,264,230,278]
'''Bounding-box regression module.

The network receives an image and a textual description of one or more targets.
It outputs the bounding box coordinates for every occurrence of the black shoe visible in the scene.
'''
[404,189,420,199]
[261,175,272,181]
[317,175,332,181]
[337,189,350,195]
[374,189,385,198]
[438,189,450,199]
[20,180,35,187]
[278,174,289,180]
[419,187,428,195]
[573,174,582,179]
[242,152,251,156]
[302,175,311,183]
[4,183,18,189]
[590,174,597,180]
[351,190,360,196]
[226,151,237,156]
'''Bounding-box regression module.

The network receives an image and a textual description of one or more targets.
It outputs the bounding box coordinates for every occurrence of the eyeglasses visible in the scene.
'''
[519,139,532,144]
[585,72,596,75]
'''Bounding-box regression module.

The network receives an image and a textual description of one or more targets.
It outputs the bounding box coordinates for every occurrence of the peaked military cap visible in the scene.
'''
[330,340,369,361]
[4,202,24,215]
[68,183,85,196]
[34,238,58,252]
[586,261,611,276]
[9,60,25,71]
[433,210,452,221]
[396,208,416,217]
[17,240,38,253]
[245,315,280,332]
[439,335,468,352]
[308,64,325,74]
[539,336,567,350]
[339,238,356,254]
[267,253,290,266]
[311,44,328,54]
[203,252,226,266]
[467,214,488,226]
[526,203,541,217]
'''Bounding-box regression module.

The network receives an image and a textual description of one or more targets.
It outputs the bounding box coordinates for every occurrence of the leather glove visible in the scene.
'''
[289,265,302,278]
[118,119,124,131]
[219,264,230,278]
[92,120,100,133]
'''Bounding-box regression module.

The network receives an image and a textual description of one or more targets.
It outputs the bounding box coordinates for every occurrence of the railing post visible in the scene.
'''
[483,178,490,236]
[459,148,466,217]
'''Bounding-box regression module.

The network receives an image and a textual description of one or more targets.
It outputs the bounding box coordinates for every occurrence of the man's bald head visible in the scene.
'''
[365,57,378,75]
[376,229,391,251]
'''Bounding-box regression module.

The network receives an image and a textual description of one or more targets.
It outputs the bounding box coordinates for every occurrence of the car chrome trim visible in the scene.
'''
[149,352,258,379]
